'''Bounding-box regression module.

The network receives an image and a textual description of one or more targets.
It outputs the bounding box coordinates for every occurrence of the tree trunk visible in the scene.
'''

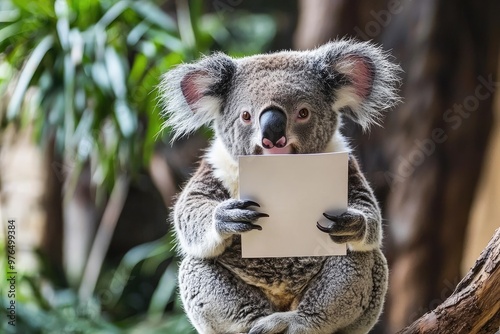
[398,229,500,334]
[294,0,500,332]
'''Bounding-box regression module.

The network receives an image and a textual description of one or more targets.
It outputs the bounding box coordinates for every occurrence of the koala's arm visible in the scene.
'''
[173,160,231,258]
[174,159,265,259]
[345,155,382,251]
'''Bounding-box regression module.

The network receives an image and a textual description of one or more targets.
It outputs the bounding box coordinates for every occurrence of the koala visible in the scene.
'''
[160,39,400,334]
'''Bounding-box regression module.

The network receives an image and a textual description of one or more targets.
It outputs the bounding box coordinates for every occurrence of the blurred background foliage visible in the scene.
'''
[0,0,276,332]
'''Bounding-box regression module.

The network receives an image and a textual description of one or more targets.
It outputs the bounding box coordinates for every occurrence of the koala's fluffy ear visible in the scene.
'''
[160,53,236,139]
[314,39,401,130]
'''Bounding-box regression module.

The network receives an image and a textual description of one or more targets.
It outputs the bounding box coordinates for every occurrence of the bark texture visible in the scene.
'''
[398,229,500,334]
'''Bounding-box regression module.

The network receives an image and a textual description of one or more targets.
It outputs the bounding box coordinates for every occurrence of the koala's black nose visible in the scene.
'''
[260,109,287,149]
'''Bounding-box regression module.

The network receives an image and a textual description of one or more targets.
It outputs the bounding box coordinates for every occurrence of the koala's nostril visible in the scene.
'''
[262,138,274,149]
[275,136,287,148]
[260,109,287,149]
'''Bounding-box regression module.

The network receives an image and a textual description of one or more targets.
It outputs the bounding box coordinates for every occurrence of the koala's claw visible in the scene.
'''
[214,199,268,235]
[248,222,263,230]
[216,220,263,234]
[316,210,366,243]
[322,212,340,221]
[241,200,260,208]
[223,199,261,210]
[316,220,334,233]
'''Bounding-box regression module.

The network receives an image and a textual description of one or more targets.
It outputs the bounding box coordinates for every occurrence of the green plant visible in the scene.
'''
[1,0,191,193]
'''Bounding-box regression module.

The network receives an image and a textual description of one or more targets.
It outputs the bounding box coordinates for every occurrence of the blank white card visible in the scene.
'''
[239,152,348,258]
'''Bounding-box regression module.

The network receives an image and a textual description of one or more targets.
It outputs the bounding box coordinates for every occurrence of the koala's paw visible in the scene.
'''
[249,312,289,334]
[317,208,366,243]
[249,311,309,334]
[214,199,268,235]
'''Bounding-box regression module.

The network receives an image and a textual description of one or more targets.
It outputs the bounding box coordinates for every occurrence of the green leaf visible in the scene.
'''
[141,235,176,274]
[105,47,127,99]
[93,24,107,60]
[160,52,184,68]
[91,62,111,92]
[54,0,70,18]
[107,238,166,303]
[74,86,86,112]
[127,20,150,46]
[0,8,20,23]
[69,29,84,66]
[56,17,70,51]
[128,53,148,85]
[175,0,195,51]
[143,104,162,166]
[122,238,165,269]
[7,34,54,120]
[147,262,178,319]
[130,1,176,32]
[12,0,55,18]
[0,61,13,84]
[148,30,184,53]
[0,22,22,44]
[138,40,157,58]
[188,0,203,44]
[97,0,129,29]
[74,110,94,159]
[63,53,76,148]
[73,0,100,29]
[114,99,136,138]
[47,90,64,124]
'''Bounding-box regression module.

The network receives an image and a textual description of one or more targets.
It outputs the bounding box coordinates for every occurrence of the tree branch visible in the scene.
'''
[398,229,500,334]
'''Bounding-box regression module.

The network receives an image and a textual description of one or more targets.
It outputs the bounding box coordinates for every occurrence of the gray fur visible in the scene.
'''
[161,40,400,334]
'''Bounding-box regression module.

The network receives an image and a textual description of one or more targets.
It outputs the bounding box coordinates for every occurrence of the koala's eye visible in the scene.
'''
[241,111,252,122]
[298,108,309,119]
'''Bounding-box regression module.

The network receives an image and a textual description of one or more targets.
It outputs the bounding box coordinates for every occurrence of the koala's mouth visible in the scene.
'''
[262,145,293,155]
[254,144,295,155]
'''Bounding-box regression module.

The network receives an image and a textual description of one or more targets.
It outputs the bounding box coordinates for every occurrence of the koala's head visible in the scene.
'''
[160,39,400,158]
